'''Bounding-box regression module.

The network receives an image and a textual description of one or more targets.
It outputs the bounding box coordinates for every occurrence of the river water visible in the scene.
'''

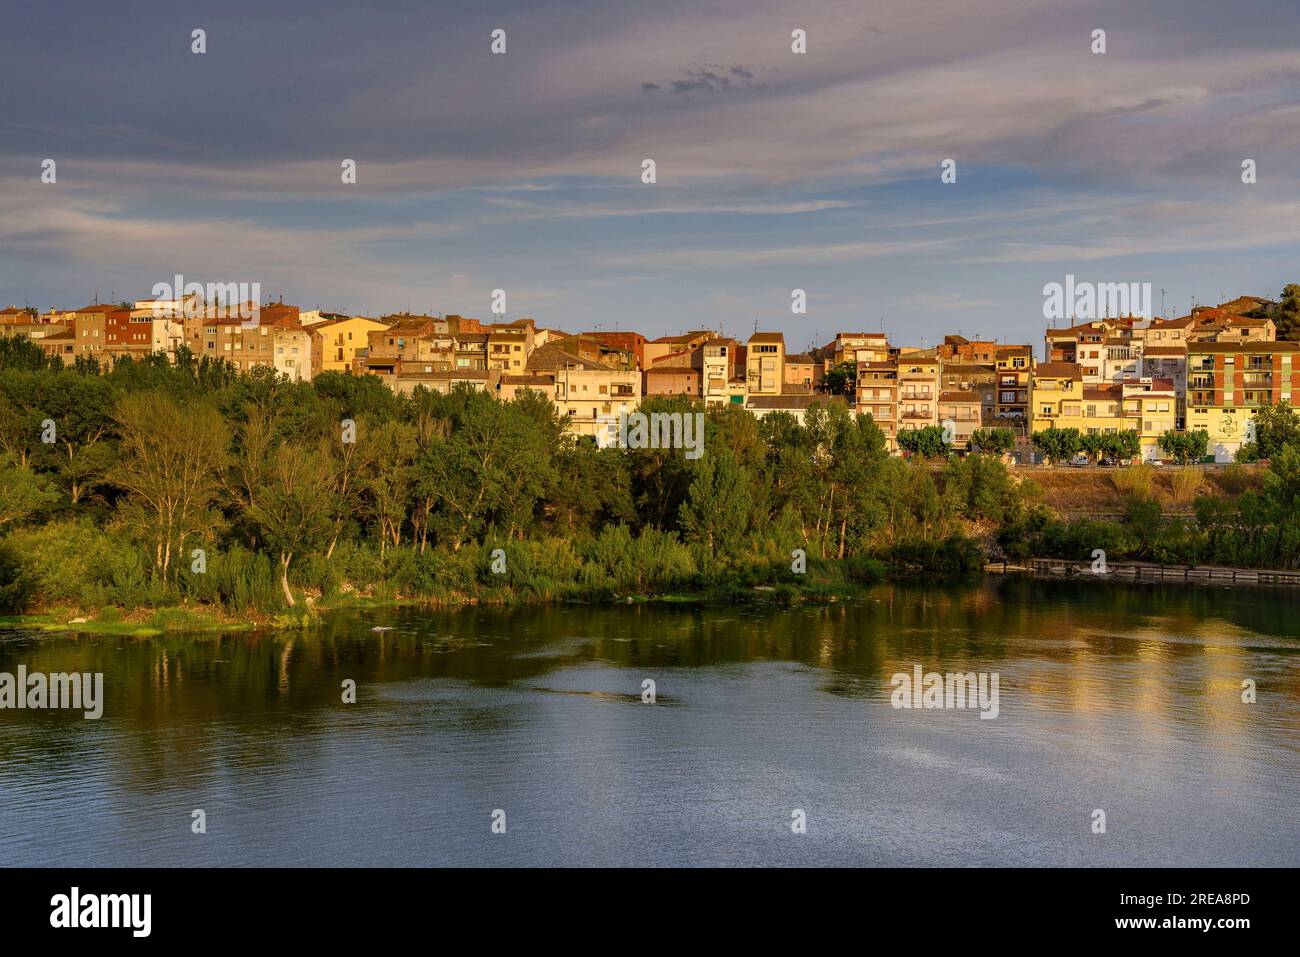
[1,578,1297,866]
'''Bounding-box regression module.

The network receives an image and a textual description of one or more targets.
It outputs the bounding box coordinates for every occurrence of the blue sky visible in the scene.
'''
[2,0,1299,349]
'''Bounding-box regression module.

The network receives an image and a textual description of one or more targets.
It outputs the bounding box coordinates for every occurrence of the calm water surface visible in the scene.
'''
[1,578,1297,866]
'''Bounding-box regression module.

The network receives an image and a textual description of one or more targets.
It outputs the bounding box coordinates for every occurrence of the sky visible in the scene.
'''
[2,0,1299,350]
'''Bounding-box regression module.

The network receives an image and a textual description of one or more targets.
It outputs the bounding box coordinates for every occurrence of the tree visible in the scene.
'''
[1079,432,1106,464]
[1103,430,1141,462]
[970,428,1014,456]
[897,425,951,459]
[243,440,337,606]
[1159,428,1208,465]
[110,391,229,577]
[1275,284,1300,341]
[0,453,59,529]
[1236,401,1300,461]
[0,336,60,372]
[1031,427,1082,464]
[821,362,857,397]
[421,388,554,550]
[680,447,753,556]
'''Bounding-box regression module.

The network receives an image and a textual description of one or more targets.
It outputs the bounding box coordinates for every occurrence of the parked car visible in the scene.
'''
[1068,454,1090,467]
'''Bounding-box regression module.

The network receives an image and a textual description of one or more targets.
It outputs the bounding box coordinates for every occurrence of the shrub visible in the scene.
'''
[1112,463,1154,498]
[0,539,34,613]
[1171,467,1204,504]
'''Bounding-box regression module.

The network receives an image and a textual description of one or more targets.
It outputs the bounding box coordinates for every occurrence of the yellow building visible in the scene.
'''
[314,316,391,373]
[897,355,941,433]
[1121,378,1177,460]
[746,332,785,396]
[1029,362,1085,433]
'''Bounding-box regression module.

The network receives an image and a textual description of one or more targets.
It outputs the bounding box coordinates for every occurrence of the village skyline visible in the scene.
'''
[3,0,1299,343]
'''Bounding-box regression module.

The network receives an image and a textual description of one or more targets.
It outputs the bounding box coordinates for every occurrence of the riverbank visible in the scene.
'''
[988,557,1300,588]
[0,571,888,636]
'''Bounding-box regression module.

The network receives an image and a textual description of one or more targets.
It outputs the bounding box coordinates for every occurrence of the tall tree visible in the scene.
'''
[243,440,337,606]
[110,391,229,576]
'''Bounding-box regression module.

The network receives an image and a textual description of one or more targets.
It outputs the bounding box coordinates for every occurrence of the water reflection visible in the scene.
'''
[0,577,1297,866]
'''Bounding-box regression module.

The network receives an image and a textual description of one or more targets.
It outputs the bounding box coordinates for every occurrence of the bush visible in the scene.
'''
[1171,467,1204,504]
[1112,464,1154,498]
[0,539,34,613]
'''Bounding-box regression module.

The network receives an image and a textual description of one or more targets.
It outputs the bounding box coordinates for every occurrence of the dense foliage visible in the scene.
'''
[0,343,1023,618]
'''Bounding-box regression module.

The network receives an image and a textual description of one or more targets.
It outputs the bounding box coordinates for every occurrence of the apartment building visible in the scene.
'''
[784,353,819,390]
[314,316,391,373]
[1121,377,1177,460]
[644,363,703,397]
[1140,346,1187,429]
[644,331,713,369]
[994,345,1034,433]
[939,362,998,427]
[271,326,321,382]
[856,361,898,451]
[526,343,641,439]
[896,354,941,435]
[832,332,890,367]
[487,330,530,373]
[72,305,115,362]
[582,331,648,369]
[358,316,442,378]
[936,335,998,364]
[702,337,744,407]
[746,332,785,396]
[1187,342,1300,461]
[394,368,496,397]
[1029,362,1085,435]
[938,391,982,451]
[746,393,835,425]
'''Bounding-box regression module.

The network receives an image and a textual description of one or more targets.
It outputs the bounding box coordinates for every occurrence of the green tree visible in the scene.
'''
[1274,284,1300,341]
[821,361,858,397]
[1159,428,1208,465]
[1236,401,1300,461]
[110,391,229,577]
[1031,427,1083,464]
[1103,430,1141,462]
[970,428,1014,455]
[897,425,951,459]
[243,440,337,606]
[680,447,754,557]
[0,453,59,529]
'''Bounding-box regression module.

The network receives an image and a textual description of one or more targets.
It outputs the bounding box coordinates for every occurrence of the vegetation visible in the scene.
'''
[1031,427,1083,464]
[897,424,951,458]
[0,344,1030,622]
[970,428,1015,455]
[1235,401,1300,462]
[1158,428,1209,464]
[820,361,858,397]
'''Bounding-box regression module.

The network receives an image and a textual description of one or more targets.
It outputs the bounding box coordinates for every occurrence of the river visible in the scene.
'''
[1,577,1297,866]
